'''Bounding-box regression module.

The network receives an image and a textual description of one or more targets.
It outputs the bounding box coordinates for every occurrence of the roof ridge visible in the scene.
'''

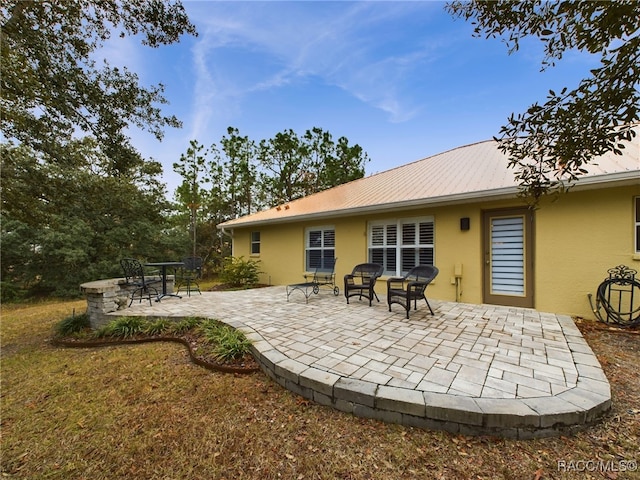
[365,137,498,179]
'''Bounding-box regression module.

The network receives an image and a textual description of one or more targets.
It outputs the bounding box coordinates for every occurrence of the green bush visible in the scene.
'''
[55,312,91,337]
[0,282,22,303]
[96,316,146,339]
[144,318,172,336]
[220,256,262,288]
[199,319,251,361]
[169,316,202,334]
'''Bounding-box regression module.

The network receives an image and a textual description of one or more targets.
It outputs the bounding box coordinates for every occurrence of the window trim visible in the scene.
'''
[368,216,435,276]
[305,225,335,271]
[250,231,261,255]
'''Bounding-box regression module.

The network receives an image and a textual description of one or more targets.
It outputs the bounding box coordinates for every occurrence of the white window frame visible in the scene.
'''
[368,216,435,276]
[305,226,335,271]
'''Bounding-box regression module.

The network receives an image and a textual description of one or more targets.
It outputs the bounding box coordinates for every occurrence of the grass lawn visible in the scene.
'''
[1,299,638,479]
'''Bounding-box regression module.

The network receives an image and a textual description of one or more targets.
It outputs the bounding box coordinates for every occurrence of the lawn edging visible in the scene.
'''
[51,336,260,374]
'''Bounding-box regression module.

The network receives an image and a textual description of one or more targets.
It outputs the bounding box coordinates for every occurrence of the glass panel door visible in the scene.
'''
[483,208,534,308]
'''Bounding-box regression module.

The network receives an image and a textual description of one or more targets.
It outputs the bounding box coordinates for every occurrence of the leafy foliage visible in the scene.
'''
[446,0,639,203]
[199,319,252,362]
[258,127,369,206]
[1,1,196,296]
[144,318,173,336]
[168,316,202,334]
[0,141,188,297]
[220,256,263,288]
[171,127,368,272]
[1,0,196,173]
[55,312,91,337]
[94,316,147,339]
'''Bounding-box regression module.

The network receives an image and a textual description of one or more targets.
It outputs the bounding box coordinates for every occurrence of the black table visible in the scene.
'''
[286,282,319,303]
[145,261,184,301]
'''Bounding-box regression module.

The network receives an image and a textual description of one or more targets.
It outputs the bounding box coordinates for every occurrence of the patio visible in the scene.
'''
[118,286,611,439]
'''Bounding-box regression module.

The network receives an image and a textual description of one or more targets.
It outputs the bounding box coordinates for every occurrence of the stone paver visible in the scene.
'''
[116,286,611,439]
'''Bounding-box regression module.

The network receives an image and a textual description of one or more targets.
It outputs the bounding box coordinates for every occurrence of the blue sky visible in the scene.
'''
[104,1,599,196]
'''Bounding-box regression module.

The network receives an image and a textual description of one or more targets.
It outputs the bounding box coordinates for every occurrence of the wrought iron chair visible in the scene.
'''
[387,265,439,319]
[304,257,340,295]
[176,256,203,297]
[344,263,384,306]
[120,258,161,306]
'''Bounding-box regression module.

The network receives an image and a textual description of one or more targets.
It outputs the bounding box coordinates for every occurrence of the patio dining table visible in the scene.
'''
[145,261,184,301]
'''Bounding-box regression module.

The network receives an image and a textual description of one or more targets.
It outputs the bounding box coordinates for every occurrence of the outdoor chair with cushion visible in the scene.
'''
[387,265,439,319]
[344,263,384,306]
[120,258,161,306]
[176,256,203,297]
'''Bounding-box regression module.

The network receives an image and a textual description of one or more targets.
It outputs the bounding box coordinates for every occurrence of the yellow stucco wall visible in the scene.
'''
[226,184,639,318]
[534,185,640,317]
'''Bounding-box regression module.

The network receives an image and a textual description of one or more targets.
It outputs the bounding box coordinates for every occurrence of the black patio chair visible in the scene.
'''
[304,257,340,295]
[387,265,439,319]
[120,258,161,306]
[176,256,203,297]
[344,263,384,306]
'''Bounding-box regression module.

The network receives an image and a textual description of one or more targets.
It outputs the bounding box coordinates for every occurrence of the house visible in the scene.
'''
[218,127,640,319]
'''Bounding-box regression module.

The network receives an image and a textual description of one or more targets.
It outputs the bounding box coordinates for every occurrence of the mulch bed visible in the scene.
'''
[52,333,260,374]
[207,283,270,291]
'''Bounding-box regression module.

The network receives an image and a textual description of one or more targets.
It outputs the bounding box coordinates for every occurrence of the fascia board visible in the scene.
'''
[216,187,520,229]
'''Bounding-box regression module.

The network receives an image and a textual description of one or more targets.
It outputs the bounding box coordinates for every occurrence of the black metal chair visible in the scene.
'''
[387,265,439,319]
[344,263,384,306]
[304,257,339,296]
[176,256,203,297]
[120,258,161,306]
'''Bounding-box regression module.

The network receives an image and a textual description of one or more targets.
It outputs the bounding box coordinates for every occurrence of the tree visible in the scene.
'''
[1,141,186,297]
[258,129,308,205]
[1,1,196,297]
[258,127,369,205]
[303,127,368,193]
[446,0,639,203]
[1,0,197,173]
[218,127,261,217]
[173,140,210,259]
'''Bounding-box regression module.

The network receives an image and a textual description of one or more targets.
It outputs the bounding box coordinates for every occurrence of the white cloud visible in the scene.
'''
[184,1,445,130]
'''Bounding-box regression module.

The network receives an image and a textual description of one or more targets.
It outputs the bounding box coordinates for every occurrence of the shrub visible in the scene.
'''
[144,318,172,336]
[96,316,146,339]
[220,256,262,288]
[199,319,251,362]
[0,282,22,303]
[55,312,91,337]
[169,316,202,334]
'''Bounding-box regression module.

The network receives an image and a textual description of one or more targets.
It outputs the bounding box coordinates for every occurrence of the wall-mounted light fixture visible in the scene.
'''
[460,217,470,231]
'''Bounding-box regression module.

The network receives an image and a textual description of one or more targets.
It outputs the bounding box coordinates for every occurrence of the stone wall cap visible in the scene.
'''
[80,278,126,293]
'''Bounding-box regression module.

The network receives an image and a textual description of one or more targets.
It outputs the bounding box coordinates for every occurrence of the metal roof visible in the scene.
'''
[219,129,640,228]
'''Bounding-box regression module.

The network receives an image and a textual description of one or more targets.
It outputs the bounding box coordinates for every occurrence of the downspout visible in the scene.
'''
[220,226,234,239]
[220,226,234,256]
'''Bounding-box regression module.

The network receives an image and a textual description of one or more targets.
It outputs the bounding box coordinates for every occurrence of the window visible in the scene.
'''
[250,231,260,255]
[305,226,335,271]
[368,217,434,276]
[636,197,640,253]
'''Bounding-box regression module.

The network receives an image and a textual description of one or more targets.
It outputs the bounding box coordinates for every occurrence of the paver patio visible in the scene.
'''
[118,286,611,439]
